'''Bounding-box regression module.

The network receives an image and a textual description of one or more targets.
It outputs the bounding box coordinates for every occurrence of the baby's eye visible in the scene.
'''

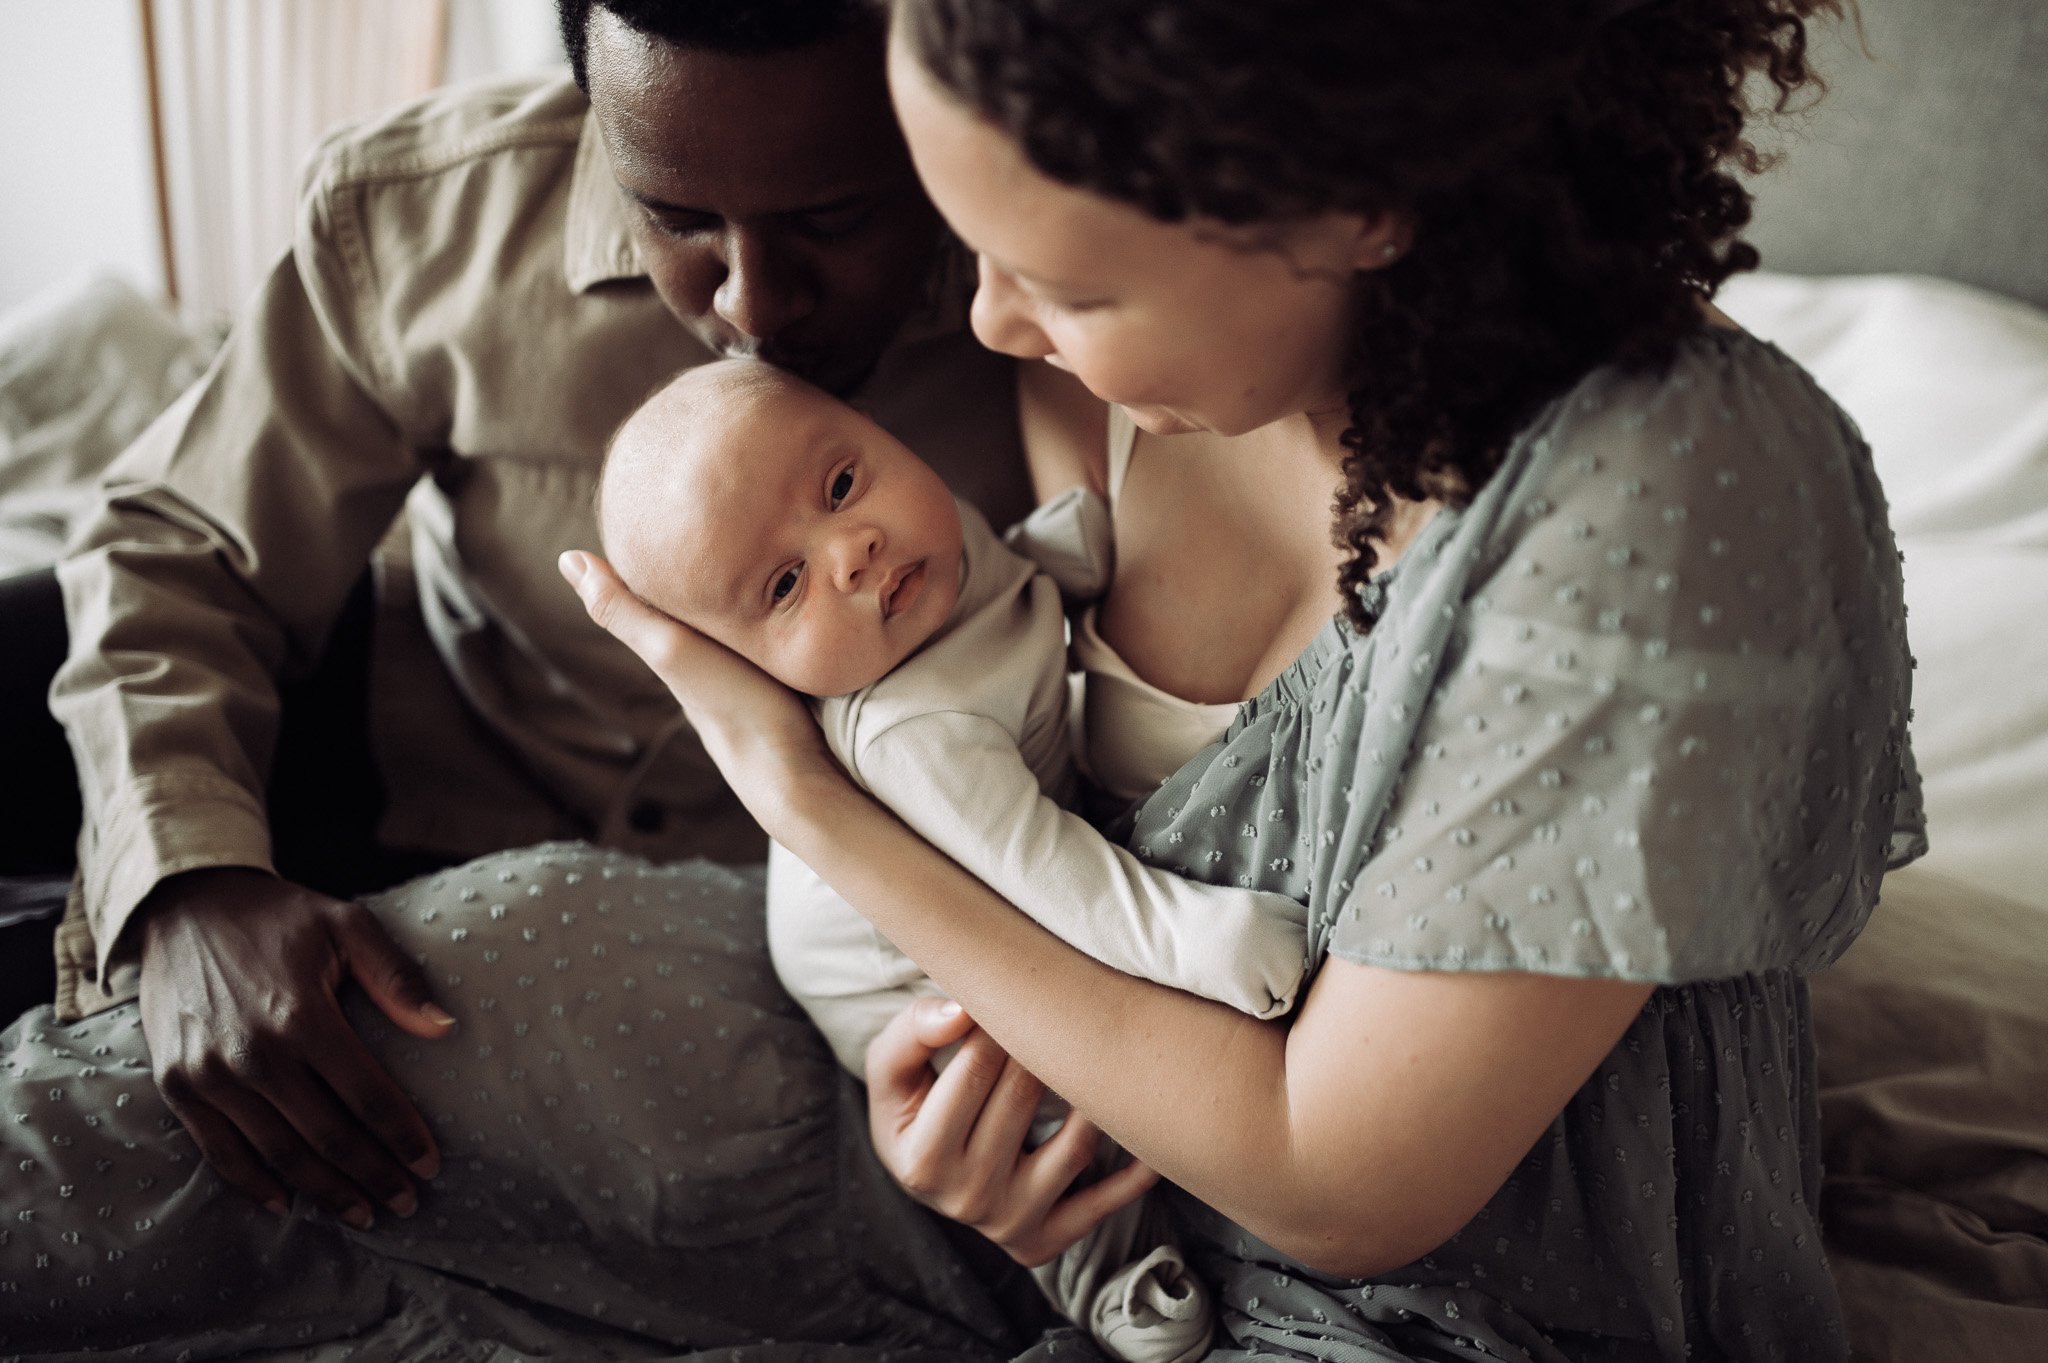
[829,468,855,507]
[771,567,801,603]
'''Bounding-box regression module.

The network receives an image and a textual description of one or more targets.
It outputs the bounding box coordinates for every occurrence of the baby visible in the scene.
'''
[599,359,1308,1363]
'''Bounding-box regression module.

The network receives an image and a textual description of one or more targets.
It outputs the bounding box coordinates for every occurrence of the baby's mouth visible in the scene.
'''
[880,561,926,621]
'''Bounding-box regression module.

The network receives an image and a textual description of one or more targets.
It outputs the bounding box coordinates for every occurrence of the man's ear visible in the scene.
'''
[1350,212,1415,271]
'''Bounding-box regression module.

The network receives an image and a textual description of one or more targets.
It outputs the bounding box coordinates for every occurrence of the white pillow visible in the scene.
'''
[1720,274,2048,910]
[1719,273,2048,547]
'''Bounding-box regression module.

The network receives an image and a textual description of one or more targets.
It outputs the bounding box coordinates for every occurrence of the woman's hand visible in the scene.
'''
[865,997,1161,1268]
[560,550,837,822]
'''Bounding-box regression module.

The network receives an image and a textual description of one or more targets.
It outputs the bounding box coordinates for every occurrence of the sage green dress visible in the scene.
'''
[1027,326,1923,1362]
[0,329,1919,1363]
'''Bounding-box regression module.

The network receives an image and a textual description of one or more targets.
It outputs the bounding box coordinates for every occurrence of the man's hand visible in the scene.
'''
[865,997,1159,1268]
[137,867,454,1227]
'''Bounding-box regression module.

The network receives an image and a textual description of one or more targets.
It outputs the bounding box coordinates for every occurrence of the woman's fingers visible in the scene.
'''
[1036,1151,1163,1255]
[865,996,975,1104]
[559,551,699,684]
[961,1052,1047,1175]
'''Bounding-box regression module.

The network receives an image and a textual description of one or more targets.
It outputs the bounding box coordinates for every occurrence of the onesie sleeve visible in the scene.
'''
[856,710,1308,1017]
[1326,339,1920,982]
[1003,484,1113,600]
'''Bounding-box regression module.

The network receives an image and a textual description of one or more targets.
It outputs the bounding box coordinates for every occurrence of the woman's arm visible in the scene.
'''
[565,552,1650,1277]
[779,766,1650,1276]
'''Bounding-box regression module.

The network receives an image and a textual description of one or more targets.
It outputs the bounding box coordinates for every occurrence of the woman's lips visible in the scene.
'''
[881,561,926,621]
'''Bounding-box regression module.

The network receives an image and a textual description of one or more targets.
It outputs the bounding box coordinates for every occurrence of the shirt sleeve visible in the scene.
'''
[856,710,1308,1018]
[50,162,424,982]
[1326,340,1919,982]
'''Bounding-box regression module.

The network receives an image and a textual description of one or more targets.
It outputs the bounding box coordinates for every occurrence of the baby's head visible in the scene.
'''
[599,358,964,698]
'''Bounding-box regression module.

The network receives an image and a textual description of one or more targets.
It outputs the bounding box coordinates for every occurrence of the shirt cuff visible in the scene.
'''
[80,771,274,985]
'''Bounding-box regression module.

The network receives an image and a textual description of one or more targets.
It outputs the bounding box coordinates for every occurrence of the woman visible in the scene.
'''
[568,0,1918,1359]
[1,2,1912,1359]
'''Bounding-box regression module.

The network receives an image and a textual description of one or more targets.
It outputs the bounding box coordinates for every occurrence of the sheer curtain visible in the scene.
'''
[140,0,451,320]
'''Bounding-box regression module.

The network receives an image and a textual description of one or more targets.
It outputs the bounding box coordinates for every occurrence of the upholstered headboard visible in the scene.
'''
[1742,0,2048,309]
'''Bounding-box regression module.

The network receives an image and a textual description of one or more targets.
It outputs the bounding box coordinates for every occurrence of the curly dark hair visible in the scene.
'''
[901,0,1848,628]
[557,0,880,90]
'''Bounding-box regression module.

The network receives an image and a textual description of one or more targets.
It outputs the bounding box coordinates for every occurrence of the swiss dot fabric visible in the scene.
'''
[0,848,1044,1361]
[1078,328,1921,1363]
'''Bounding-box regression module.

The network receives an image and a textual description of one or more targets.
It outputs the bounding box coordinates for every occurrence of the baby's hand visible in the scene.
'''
[561,551,836,817]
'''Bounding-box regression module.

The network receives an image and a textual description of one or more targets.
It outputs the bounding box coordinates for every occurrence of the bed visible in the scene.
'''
[1,1,2043,1357]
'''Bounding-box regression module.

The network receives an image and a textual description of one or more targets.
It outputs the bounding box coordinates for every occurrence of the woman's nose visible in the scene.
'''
[969,255,1053,361]
[713,226,817,345]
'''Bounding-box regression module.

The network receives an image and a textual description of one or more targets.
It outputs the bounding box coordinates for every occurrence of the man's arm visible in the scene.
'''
[52,174,451,1226]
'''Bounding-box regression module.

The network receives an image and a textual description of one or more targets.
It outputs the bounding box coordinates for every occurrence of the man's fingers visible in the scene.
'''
[158,1083,292,1216]
[203,1076,383,1228]
[338,905,455,1042]
[252,1060,420,1220]
[310,1019,441,1182]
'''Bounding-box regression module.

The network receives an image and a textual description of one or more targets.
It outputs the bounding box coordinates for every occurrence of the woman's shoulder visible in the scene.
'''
[1442,324,1899,642]
[1516,325,1870,520]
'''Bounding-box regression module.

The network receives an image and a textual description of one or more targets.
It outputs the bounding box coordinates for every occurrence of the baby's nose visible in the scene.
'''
[828,525,883,589]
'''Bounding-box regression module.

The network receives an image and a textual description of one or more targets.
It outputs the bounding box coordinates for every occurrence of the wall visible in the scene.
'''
[0,2,164,314]
[0,0,564,320]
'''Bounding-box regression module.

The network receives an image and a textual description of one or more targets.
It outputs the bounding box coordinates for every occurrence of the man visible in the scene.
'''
[31,0,1029,1234]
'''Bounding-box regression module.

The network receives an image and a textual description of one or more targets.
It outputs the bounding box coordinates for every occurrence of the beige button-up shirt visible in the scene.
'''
[50,72,1027,1020]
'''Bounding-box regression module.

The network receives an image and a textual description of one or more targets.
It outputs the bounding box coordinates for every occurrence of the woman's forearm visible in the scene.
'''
[773,769,1371,1264]
[775,769,1656,1280]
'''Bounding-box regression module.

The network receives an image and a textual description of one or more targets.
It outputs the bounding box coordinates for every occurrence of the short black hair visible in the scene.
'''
[558,0,881,90]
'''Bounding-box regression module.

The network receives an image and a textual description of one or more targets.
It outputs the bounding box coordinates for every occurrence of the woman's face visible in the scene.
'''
[887,28,1401,438]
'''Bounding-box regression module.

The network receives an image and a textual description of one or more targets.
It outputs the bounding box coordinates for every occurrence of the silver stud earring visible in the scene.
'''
[1379,243,1400,261]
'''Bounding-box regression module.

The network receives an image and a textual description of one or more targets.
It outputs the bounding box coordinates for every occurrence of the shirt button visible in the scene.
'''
[628,800,666,834]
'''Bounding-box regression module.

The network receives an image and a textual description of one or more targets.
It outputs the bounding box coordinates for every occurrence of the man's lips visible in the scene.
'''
[879,561,926,621]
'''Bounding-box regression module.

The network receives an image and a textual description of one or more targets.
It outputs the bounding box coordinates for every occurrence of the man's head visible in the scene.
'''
[558,0,945,397]
[600,359,964,698]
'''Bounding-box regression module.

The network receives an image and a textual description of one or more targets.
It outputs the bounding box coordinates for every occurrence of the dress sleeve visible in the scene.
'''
[1326,341,1919,982]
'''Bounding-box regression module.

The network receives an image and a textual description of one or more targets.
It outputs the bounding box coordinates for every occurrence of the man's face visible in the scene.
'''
[585,13,945,397]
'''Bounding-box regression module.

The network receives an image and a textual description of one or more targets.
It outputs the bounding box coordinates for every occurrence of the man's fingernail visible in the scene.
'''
[409,1153,440,1180]
[265,1197,290,1218]
[558,551,588,587]
[342,1205,374,1231]
[388,1189,418,1218]
[421,1004,456,1028]
[932,998,962,1019]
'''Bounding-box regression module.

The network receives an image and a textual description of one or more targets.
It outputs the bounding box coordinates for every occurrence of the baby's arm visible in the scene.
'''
[853,712,1306,1019]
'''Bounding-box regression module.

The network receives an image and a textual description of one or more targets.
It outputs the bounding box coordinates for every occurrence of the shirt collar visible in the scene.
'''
[563,111,645,293]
